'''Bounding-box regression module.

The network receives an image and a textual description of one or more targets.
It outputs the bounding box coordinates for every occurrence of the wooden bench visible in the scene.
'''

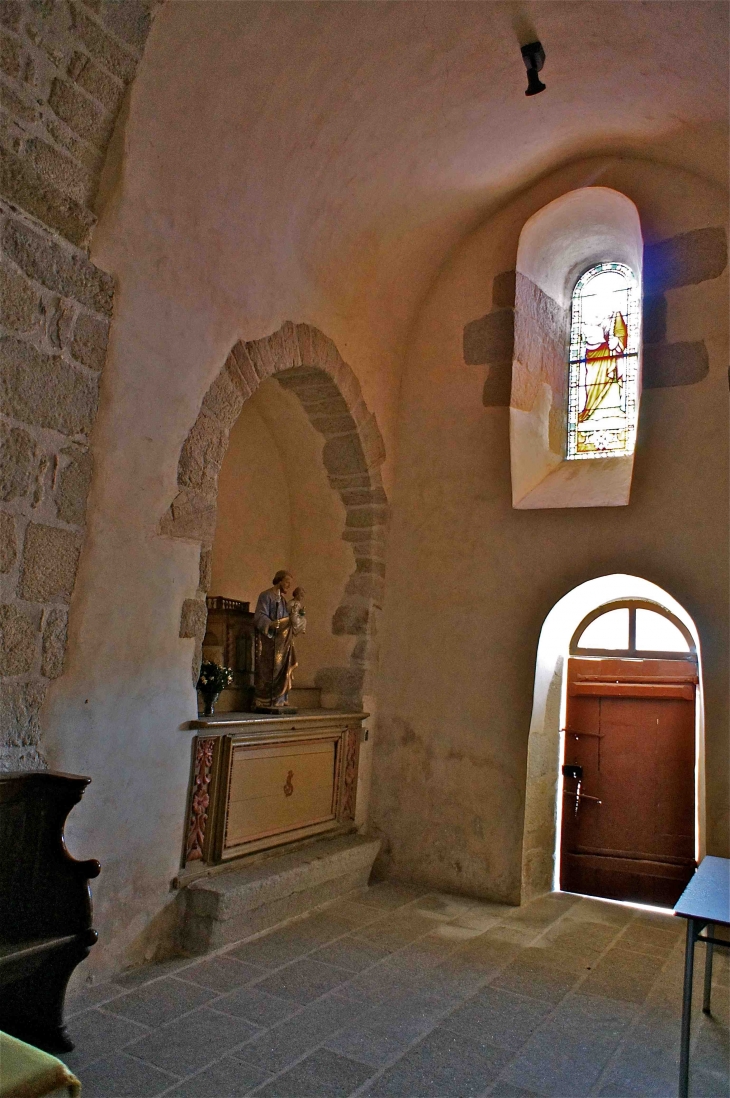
[0,772,100,1053]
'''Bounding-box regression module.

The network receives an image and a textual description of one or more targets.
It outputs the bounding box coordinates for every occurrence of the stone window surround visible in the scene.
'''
[159,321,388,714]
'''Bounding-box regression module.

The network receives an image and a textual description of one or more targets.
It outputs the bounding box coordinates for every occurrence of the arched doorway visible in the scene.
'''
[521,575,705,907]
[561,600,698,906]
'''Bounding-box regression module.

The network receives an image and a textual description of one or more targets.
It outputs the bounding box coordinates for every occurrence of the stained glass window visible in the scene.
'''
[567,262,640,460]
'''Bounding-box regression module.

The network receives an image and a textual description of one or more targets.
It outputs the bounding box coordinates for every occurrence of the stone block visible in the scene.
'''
[276,320,301,370]
[0,510,16,572]
[245,338,276,381]
[0,602,38,674]
[0,82,39,126]
[464,309,514,367]
[94,0,154,52]
[0,678,47,752]
[0,261,40,334]
[184,835,381,953]
[0,29,20,78]
[41,606,68,679]
[180,597,208,640]
[178,412,227,490]
[0,421,37,501]
[229,342,259,397]
[345,572,384,601]
[642,294,667,345]
[332,601,372,636]
[493,269,517,309]
[358,413,386,468]
[323,434,366,477]
[354,557,386,577]
[68,3,138,83]
[314,665,365,697]
[70,310,109,370]
[198,548,212,592]
[309,412,357,437]
[644,227,728,294]
[339,486,388,507]
[24,137,96,208]
[643,342,709,388]
[0,335,99,436]
[482,362,512,407]
[159,489,217,547]
[0,149,95,248]
[345,505,387,529]
[67,51,125,113]
[19,523,82,602]
[201,364,244,431]
[0,3,21,31]
[3,218,113,315]
[56,444,93,525]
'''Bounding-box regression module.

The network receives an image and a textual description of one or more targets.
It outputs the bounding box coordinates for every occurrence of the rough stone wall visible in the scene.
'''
[160,322,388,712]
[0,0,157,769]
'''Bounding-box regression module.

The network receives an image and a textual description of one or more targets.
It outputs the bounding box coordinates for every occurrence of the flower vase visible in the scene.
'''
[202,691,220,717]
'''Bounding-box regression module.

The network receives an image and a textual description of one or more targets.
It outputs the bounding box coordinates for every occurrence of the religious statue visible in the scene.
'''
[253,570,300,711]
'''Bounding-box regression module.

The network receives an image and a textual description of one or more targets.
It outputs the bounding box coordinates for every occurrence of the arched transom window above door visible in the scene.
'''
[570,601,695,659]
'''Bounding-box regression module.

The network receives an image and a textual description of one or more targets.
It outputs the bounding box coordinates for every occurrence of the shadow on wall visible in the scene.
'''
[521,573,704,903]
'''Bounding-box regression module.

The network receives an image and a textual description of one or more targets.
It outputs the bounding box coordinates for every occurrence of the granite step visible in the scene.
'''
[183,834,380,953]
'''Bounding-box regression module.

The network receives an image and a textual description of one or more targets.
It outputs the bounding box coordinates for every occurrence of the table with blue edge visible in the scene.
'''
[673,855,730,1098]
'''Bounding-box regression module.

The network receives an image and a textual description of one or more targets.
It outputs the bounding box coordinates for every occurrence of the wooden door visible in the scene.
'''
[560,657,697,907]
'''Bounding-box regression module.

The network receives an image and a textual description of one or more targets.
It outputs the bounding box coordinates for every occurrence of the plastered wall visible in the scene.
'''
[373,158,729,904]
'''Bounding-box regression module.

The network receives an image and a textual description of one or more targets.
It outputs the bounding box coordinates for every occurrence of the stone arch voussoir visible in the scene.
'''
[160,322,387,708]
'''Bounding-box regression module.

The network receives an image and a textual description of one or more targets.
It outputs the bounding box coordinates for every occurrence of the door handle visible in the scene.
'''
[563,779,602,817]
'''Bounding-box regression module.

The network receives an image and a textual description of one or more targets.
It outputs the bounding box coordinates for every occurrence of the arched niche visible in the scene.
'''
[521,574,705,903]
[511,187,643,509]
[159,322,387,712]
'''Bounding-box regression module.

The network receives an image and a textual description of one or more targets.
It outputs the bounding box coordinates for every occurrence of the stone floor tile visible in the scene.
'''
[324,1011,434,1067]
[500,996,633,1097]
[390,932,461,966]
[480,922,544,947]
[102,976,218,1027]
[596,1038,680,1097]
[689,1066,730,1098]
[580,957,664,1004]
[441,986,553,1051]
[507,893,578,926]
[540,916,620,954]
[60,1009,151,1072]
[211,986,302,1027]
[176,955,266,992]
[351,881,430,909]
[489,955,583,1004]
[352,911,437,950]
[254,957,351,1003]
[229,929,315,969]
[487,1083,538,1097]
[567,897,634,927]
[309,935,392,972]
[113,958,195,989]
[617,921,684,957]
[364,1027,511,1097]
[411,893,478,921]
[293,912,358,945]
[452,911,504,932]
[71,1051,178,1097]
[234,993,367,1073]
[694,1014,730,1076]
[164,1055,271,1096]
[319,899,386,928]
[125,1006,261,1076]
[65,981,126,1017]
[254,1047,375,1097]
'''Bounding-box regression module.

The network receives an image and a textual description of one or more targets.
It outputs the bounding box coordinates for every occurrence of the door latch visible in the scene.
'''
[562,764,601,817]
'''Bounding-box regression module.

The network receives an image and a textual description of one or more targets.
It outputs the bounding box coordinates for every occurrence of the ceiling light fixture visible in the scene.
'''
[521,41,546,96]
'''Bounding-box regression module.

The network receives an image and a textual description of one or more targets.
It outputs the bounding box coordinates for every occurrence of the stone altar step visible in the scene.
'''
[183,833,381,953]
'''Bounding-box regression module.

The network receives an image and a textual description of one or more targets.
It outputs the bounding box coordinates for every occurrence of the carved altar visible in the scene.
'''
[183,711,366,868]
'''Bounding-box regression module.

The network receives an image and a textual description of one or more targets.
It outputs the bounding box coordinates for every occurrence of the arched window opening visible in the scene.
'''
[567,263,641,461]
[571,600,694,658]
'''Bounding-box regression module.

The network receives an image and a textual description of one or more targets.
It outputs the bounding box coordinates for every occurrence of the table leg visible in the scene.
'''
[679,918,697,1098]
[702,922,714,1014]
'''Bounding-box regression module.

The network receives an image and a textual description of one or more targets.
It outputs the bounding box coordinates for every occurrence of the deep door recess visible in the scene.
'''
[560,657,697,906]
